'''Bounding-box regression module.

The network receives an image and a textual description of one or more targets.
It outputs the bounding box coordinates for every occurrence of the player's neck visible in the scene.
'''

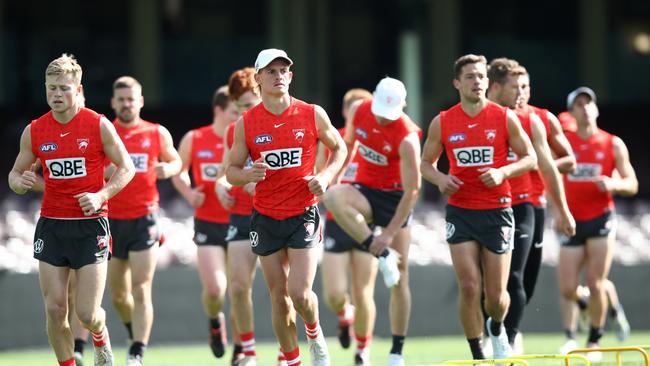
[117,117,141,129]
[262,94,291,116]
[576,120,597,139]
[460,97,488,118]
[211,116,229,137]
[52,105,81,124]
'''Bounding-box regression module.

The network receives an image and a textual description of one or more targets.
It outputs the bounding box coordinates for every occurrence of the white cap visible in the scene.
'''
[371,77,407,120]
[566,86,596,110]
[254,48,293,72]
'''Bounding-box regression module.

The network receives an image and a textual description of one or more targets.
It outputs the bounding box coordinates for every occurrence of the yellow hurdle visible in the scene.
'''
[510,353,590,366]
[444,359,529,365]
[569,346,649,366]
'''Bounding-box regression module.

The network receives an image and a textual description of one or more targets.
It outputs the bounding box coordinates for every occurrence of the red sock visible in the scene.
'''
[240,331,256,356]
[283,347,301,365]
[304,321,320,340]
[337,304,353,326]
[278,347,286,361]
[59,357,76,366]
[356,334,372,351]
[91,327,108,347]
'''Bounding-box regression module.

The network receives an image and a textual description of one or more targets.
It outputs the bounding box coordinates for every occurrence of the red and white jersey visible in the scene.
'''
[564,128,616,221]
[191,125,229,223]
[507,109,534,206]
[226,121,253,216]
[440,101,512,210]
[352,100,421,190]
[31,108,107,218]
[108,119,161,219]
[526,105,551,207]
[243,97,318,219]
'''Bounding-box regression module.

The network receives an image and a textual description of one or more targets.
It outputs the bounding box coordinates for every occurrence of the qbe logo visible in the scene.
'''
[452,146,493,167]
[130,153,149,173]
[45,157,87,179]
[568,163,602,182]
[358,143,388,166]
[200,163,220,181]
[261,148,302,170]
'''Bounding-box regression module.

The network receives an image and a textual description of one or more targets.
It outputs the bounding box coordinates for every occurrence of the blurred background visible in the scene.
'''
[1,0,650,349]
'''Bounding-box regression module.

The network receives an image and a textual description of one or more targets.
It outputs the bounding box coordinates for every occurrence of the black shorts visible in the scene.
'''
[445,204,514,254]
[559,211,615,247]
[532,206,546,247]
[323,219,361,253]
[109,213,161,260]
[194,218,229,247]
[250,206,321,256]
[353,183,412,227]
[33,216,111,269]
[225,214,251,242]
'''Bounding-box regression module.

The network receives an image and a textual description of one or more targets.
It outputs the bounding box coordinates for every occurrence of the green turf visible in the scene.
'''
[1,331,648,365]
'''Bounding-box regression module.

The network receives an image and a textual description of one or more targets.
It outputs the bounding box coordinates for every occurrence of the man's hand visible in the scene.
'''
[16,163,38,193]
[73,192,106,216]
[154,162,175,179]
[243,182,256,196]
[555,211,577,238]
[478,167,506,187]
[188,185,206,208]
[247,157,270,183]
[439,174,463,195]
[593,175,615,193]
[307,175,329,197]
[216,181,234,209]
[369,231,394,257]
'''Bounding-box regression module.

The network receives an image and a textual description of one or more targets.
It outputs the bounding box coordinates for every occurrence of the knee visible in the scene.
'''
[458,278,481,302]
[229,280,251,304]
[131,282,152,304]
[270,291,292,314]
[586,277,603,294]
[288,288,312,311]
[324,291,345,311]
[45,300,68,324]
[76,307,100,327]
[485,290,509,311]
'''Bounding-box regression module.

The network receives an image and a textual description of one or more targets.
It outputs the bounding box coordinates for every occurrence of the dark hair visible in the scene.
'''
[453,54,487,79]
[487,58,528,88]
[211,85,230,109]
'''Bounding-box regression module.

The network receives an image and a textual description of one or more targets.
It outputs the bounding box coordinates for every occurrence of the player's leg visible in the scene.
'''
[603,278,630,341]
[481,244,513,358]
[68,272,90,365]
[197,245,228,357]
[39,262,75,362]
[557,241,586,352]
[227,239,259,360]
[320,250,353,347]
[584,234,614,346]
[523,206,545,303]
[107,258,133,338]
[75,261,112,365]
[387,226,411,363]
[323,184,373,242]
[350,249,377,365]
[127,244,158,361]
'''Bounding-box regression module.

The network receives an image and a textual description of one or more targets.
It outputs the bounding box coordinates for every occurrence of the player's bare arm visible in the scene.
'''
[370,132,421,256]
[480,109,536,187]
[547,111,576,173]
[8,125,39,194]
[310,105,347,196]
[596,136,638,196]
[530,114,575,236]
[171,130,205,208]
[155,125,182,179]
[420,115,463,195]
[227,118,268,186]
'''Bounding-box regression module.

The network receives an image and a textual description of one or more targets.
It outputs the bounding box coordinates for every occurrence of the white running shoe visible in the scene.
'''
[308,333,330,366]
[512,332,524,356]
[387,353,405,366]
[377,249,400,288]
[585,342,603,362]
[613,307,631,341]
[74,351,84,366]
[558,338,578,355]
[485,317,511,361]
[481,335,493,359]
[93,343,114,366]
[236,356,258,366]
[126,354,143,366]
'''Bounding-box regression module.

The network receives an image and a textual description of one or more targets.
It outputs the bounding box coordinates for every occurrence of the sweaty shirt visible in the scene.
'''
[563,128,616,221]
[108,119,161,219]
[31,108,107,218]
[440,101,512,210]
[243,97,318,220]
[191,125,229,224]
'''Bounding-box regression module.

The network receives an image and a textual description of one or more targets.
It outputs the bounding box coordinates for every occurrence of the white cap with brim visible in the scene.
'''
[371,77,407,120]
[254,48,293,72]
[567,86,597,110]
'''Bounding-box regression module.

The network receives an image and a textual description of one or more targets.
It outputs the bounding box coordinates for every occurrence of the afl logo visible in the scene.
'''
[448,133,466,143]
[255,134,273,144]
[197,150,214,158]
[34,239,44,254]
[40,142,58,153]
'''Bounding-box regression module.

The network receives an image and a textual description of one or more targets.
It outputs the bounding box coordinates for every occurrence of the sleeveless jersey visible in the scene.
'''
[191,125,229,223]
[527,105,551,207]
[226,121,254,216]
[31,108,107,218]
[108,119,161,219]
[326,127,360,221]
[506,109,534,205]
[440,101,511,210]
[243,97,318,219]
[563,128,616,221]
[352,100,421,190]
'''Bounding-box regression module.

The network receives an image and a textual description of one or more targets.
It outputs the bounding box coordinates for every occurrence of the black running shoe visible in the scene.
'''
[209,313,227,358]
[338,322,351,349]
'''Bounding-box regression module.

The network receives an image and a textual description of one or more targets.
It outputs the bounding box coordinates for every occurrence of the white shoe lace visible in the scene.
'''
[94,345,114,366]
[308,335,330,366]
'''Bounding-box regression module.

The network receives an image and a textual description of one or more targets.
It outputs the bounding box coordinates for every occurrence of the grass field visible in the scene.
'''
[1,331,648,366]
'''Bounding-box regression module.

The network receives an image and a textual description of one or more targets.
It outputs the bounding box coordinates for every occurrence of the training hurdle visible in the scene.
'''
[510,353,590,366]
[444,359,529,365]
[569,346,649,366]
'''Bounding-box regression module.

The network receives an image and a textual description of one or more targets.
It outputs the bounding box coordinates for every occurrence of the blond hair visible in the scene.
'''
[45,54,82,85]
[342,88,372,111]
[113,76,142,92]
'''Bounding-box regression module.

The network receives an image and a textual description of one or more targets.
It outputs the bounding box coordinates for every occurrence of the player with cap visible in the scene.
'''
[420,54,537,362]
[323,77,421,366]
[556,87,637,361]
[227,48,347,366]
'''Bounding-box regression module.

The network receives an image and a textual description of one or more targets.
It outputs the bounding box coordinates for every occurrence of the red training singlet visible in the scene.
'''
[226,121,254,216]
[527,105,551,207]
[191,125,229,223]
[507,109,534,206]
[440,101,512,210]
[108,119,161,219]
[31,108,107,218]
[563,128,616,221]
[243,97,318,219]
[352,100,421,190]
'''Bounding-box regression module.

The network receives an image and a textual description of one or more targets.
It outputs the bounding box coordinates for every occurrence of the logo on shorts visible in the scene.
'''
[445,222,455,240]
[249,231,259,247]
[304,222,315,239]
[501,226,514,250]
[147,225,159,246]
[34,238,44,254]
[324,237,335,250]
[95,235,110,262]
[225,225,238,242]
[195,232,208,244]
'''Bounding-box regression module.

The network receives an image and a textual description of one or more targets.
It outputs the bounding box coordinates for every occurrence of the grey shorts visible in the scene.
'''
[445,204,514,254]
